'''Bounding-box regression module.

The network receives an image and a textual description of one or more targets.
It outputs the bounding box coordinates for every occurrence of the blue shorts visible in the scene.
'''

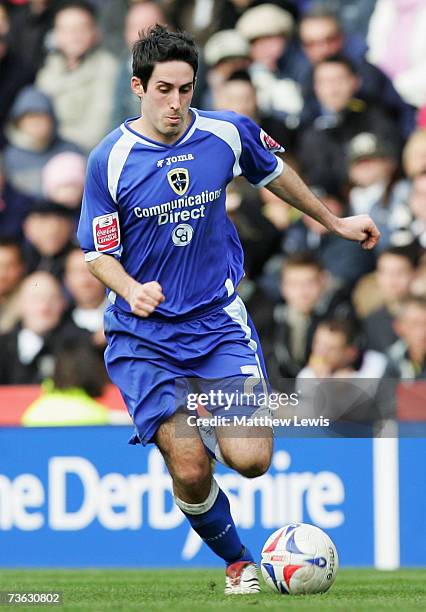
[104,293,268,446]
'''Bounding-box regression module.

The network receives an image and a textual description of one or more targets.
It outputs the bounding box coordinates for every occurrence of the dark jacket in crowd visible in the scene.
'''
[300,59,416,139]
[296,101,400,190]
[4,86,81,197]
[0,317,91,385]
[363,306,398,353]
[282,220,376,290]
[267,286,354,389]
[0,181,34,240]
[9,2,55,73]
[0,48,34,148]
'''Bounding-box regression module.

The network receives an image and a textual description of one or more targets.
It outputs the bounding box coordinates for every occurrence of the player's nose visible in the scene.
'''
[169,89,181,110]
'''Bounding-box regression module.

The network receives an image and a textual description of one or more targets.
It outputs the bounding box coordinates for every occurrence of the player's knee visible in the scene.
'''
[173,460,211,491]
[240,455,271,478]
[224,449,272,478]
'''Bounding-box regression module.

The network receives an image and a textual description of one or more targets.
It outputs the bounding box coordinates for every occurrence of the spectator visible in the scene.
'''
[298,318,388,378]
[362,248,417,353]
[225,180,283,281]
[22,200,77,279]
[8,0,55,73]
[213,70,294,150]
[302,0,376,42]
[97,0,132,58]
[347,132,411,250]
[282,185,375,289]
[0,271,89,384]
[0,153,34,239]
[202,29,251,110]
[41,151,86,209]
[111,1,167,127]
[411,260,426,298]
[297,54,400,189]
[64,247,107,348]
[236,3,304,121]
[298,6,414,137]
[387,296,426,380]
[22,341,109,426]
[367,0,426,109]
[406,173,426,248]
[36,0,119,153]
[297,319,392,425]
[267,252,353,388]
[402,129,426,179]
[0,1,35,148]
[0,237,26,334]
[163,0,292,47]
[3,85,80,197]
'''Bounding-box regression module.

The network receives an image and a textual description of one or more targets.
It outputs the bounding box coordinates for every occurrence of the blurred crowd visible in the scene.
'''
[0,0,426,414]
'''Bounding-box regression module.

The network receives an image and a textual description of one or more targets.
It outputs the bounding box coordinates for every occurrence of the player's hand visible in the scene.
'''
[334,215,380,250]
[127,280,165,317]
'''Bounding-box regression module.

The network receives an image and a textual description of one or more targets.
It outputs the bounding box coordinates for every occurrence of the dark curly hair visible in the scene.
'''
[132,24,198,91]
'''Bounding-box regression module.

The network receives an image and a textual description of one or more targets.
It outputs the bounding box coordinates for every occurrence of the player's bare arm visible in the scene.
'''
[266,163,380,250]
[87,255,165,317]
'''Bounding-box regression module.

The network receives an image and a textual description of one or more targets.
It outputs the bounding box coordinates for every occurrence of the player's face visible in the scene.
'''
[135,61,195,143]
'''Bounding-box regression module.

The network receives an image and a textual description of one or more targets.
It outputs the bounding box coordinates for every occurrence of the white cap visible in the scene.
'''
[204,29,250,67]
[236,4,294,42]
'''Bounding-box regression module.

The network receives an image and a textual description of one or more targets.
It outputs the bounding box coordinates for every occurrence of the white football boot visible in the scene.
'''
[224,561,260,595]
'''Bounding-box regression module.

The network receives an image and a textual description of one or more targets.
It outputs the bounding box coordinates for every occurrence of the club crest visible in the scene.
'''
[167,168,190,195]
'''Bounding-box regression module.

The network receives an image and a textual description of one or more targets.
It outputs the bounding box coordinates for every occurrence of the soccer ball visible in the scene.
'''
[261,523,339,595]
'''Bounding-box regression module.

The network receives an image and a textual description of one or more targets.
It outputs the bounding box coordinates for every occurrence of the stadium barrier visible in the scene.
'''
[0,417,424,568]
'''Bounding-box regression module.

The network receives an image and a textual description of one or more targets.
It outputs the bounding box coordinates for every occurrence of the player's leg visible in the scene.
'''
[154,409,212,502]
[216,423,273,478]
[155,411,260,594]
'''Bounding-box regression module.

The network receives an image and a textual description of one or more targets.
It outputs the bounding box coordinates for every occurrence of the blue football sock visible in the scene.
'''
[175,479,253,565]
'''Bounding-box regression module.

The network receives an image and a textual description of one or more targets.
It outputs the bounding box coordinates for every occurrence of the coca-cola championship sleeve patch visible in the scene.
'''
[92,211,121,253]
[259,129,285,153]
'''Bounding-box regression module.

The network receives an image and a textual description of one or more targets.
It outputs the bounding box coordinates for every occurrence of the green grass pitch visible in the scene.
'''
[0,569,425,611]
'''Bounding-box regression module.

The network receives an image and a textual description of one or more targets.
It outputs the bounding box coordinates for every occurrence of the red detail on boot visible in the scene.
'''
[263,528,285,553]
[226,561,252,580]
[283,564,303,587]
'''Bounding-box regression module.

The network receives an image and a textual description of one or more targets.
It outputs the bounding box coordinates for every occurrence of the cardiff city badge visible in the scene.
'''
[167,168,190,196]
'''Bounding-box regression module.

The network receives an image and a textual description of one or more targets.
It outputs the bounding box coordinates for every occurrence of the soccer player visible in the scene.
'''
[77,25,379,594]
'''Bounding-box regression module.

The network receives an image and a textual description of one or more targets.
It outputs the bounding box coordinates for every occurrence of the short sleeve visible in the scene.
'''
[236,114,285,188]
[77,152,122,260]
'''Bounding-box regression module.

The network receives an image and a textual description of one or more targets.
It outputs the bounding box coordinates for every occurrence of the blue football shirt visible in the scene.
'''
[77,108,284,318]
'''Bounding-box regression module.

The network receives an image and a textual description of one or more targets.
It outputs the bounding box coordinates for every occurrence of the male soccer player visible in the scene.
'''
[77,25,379,594]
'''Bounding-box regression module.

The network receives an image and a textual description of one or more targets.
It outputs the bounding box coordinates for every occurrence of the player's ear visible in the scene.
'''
[131,76,144,98]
